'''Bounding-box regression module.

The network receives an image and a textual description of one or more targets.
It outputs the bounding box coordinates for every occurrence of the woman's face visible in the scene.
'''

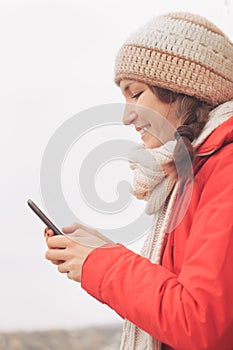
[120,79,178,148]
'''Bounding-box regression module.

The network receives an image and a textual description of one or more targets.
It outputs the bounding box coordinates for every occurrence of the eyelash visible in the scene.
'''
[131,92,143,100]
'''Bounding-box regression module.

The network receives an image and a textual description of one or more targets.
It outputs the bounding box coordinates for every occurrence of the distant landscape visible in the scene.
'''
[0,325,122,350]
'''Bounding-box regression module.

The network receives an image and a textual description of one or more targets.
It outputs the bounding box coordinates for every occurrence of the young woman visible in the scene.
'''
[44,12,233,349]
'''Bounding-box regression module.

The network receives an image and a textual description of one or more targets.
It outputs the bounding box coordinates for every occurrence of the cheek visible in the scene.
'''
[152,103,169,118]
[167,111,179,129]
[139,94,154,108]
[149,117,176,145]
[139,93,167,118]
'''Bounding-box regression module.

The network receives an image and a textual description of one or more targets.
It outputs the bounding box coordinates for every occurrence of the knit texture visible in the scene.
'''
[120,100,233,350]
[129,141,176,214]
[115,12,233,106]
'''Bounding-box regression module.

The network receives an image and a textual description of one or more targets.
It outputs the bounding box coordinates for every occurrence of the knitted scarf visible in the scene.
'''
[119,101,233,350]
[129,140,176,215]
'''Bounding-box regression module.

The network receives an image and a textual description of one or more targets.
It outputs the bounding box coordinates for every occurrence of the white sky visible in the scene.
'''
[0,0,232,331]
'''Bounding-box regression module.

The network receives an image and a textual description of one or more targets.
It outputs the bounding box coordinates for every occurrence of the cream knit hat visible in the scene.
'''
[114,12,233,106]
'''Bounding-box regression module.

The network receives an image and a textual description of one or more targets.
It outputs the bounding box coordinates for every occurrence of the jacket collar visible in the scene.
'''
[196,116,233,156]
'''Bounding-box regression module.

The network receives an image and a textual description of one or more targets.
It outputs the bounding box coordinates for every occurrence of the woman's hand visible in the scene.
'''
[44,223,113,282]
[45,235,94,282]
[62,222,114,247]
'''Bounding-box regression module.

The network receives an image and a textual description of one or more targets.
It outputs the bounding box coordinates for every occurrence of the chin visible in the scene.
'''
[142,133,163,149]
[144,140,163,149]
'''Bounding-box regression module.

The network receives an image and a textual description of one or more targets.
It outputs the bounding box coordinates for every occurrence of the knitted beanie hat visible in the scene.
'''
[114,12,233,106]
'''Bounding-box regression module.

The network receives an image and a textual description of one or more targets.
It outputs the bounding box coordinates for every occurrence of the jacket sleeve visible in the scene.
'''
[81,143,233,350]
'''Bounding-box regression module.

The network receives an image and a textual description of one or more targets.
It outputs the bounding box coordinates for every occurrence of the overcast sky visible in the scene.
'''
[0,0,232,332]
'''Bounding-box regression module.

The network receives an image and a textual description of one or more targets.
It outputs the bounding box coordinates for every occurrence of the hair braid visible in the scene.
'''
[174,95,212,181]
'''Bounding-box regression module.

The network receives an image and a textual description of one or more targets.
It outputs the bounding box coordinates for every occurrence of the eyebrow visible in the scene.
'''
[122,82,133,93]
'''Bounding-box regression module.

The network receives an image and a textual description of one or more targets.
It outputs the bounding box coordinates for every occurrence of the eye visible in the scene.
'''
[131,91,143,100]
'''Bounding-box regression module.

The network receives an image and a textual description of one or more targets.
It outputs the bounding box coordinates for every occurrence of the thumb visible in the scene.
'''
[62,223,81,234]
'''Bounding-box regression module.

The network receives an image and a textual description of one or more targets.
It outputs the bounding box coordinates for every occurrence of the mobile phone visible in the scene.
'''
[27,199,63,235]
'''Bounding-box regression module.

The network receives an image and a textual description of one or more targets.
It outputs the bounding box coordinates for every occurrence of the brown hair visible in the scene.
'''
[149,86,213,182]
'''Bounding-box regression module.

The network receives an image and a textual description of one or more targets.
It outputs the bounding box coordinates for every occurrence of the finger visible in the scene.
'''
[87,229,113,243]
[44,227,49,237]
[51,259,64,265]
[48,229,54,237]
[57,262,70,274]
[71,228,113,244]
[67,271,73,280]
[62,223,81,234]
[62,223,98,235]
[67,270,80,282]
[57,264,80,282]
[44,228,55,243]
[47,230,55,242]
[47,235,71,249]
[77,224,100,235]
[44,227,52,238]
[45,248,67,262]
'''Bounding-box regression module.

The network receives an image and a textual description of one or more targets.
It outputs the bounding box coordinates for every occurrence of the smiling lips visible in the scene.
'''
[136,125,150,134]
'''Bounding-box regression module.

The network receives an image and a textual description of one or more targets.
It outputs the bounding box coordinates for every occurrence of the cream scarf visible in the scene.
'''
[119,101,233,350]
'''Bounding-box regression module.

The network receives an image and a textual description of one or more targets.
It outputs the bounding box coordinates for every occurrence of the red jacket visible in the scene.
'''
[81,117,233,350]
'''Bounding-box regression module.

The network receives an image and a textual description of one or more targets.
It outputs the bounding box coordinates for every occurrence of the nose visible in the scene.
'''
[122,104,138,125]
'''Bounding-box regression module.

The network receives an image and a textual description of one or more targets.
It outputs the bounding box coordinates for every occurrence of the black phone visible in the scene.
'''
[27,199,63,235]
